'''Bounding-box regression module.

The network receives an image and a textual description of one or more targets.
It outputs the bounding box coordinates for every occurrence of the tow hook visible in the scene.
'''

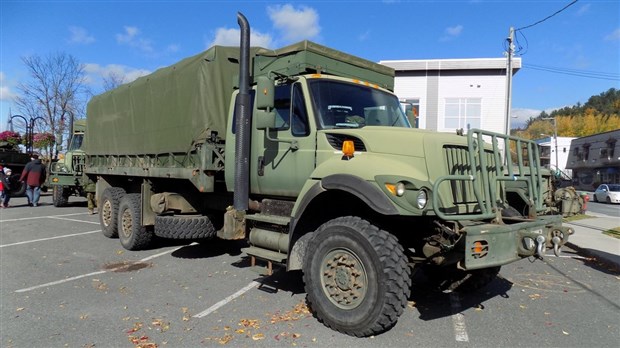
[552,236,562,257]
[535,235,546,258]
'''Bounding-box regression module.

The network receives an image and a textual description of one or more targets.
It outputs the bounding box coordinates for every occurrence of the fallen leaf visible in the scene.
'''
[16,307,25,312]
[80,314,89,320]
[562,330,569,335]
[519,304,527,309]
[218,334,233,345]
[252,333,265,341]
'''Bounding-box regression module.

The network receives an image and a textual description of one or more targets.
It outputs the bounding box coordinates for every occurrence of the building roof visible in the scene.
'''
[379,57,521,73]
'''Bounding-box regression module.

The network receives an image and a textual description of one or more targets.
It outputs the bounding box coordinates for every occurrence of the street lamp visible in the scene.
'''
[8,114,46,155]
[542,117,559,175]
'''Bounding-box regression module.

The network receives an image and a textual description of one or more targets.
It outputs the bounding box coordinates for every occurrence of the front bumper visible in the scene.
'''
[461,215,573,270]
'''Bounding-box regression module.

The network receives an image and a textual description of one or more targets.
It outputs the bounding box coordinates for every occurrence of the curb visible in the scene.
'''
[565,241,620,271]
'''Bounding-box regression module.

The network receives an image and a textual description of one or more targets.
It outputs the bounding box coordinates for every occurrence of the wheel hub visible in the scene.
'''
[121,210,133,238]
[320,249,367,309]
[102,201,112,227]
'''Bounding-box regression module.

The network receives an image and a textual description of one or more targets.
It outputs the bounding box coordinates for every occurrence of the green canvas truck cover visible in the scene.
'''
[84,41,395,156]
[84,45,260,155]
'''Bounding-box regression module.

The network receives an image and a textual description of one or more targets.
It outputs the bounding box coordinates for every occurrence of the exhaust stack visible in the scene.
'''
[233,12,251,211]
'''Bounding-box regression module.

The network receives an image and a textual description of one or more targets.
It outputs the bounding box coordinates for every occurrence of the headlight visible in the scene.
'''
[395,182,406,197]
[416,190,427,209]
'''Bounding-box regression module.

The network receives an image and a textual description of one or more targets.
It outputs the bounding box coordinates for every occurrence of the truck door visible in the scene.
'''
[250,82,316,197]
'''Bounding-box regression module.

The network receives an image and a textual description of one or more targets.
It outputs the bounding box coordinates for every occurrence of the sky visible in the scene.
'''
[1,0,619,130]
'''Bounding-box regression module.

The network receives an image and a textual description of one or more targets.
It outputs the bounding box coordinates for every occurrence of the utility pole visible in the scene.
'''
[504,27,515,136]
[542,117,559,174]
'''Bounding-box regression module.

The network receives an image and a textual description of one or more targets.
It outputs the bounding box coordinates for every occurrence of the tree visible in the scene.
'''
[13,52,87,159]
[102,71,126,91]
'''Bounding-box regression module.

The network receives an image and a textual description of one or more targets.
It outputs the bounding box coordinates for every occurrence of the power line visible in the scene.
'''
[516,0,579,31]
[523,64,620,81]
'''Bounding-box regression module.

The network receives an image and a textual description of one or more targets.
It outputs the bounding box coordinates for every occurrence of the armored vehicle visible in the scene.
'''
[83,13,572,337]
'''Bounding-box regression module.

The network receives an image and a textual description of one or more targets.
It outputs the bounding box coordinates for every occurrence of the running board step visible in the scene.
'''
[245,214,290,226]
[242,246,287,276]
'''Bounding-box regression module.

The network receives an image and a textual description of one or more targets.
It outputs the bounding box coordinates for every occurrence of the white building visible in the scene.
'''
[379,58,521,134]
[536,136,577,177]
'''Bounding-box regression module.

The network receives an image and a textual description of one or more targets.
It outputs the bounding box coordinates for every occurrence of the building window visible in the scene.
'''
[444,98,481,130]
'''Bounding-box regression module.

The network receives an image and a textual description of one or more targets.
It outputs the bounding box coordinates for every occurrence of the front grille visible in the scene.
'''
[325,134,366,151]
[444,145,498,205]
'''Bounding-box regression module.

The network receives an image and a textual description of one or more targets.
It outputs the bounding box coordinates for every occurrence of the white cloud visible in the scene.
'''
[268,4,320,43]
[440,25,463,42]
[207,28,273,48]
[0,72,16,101]
[68,26,95,44]
[83,63,150,86]
[116,26,153,53]
[576,4,590,16]
[604,28,620,41]
[511,108,540,128]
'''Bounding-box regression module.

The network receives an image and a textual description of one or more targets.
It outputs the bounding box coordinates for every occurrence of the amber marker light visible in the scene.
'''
[385,183,397,196]
[473,241,484,254]
[342,140,355,158]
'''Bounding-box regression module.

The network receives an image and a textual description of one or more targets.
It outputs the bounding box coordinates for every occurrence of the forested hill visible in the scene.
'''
[515,88,620,139]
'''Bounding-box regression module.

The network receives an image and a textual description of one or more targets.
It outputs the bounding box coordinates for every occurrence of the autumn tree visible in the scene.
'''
[13,52,88,159]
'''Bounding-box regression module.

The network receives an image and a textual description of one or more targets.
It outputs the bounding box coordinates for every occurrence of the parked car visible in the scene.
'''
[593,184,620,204]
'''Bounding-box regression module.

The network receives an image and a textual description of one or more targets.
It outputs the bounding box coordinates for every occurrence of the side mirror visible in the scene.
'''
[255,75,275,130]
[255,109,276,130]
[256,76,274,110]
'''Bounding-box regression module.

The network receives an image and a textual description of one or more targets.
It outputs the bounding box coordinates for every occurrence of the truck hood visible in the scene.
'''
[322,126,467,158]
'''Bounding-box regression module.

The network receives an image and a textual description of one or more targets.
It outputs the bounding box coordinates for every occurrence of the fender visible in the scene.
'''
[287,174,398,271]
[321,174,399,215]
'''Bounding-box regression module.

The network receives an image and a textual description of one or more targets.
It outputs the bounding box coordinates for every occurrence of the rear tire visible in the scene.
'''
[302,216,411,337]
[100,187,125,238]
[154,215,216,239]
[52,186,69,207]
[118,193,153,250]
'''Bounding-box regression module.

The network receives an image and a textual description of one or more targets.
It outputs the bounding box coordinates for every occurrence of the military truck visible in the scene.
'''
[0,141,29,196]
[48,120,96,207]
[83,13,572,337]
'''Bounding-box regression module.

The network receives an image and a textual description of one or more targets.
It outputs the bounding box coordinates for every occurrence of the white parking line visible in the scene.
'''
[48,216,100,225]
[0,230,101,248]
[1,212,90,223]
[193,281,260,318]
[449,292,470,342]
[14,246,186,293]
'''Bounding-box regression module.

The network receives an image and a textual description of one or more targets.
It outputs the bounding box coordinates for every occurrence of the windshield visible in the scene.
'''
[608,184,620,192]
[68,133,84,151]
[308,79,411,129]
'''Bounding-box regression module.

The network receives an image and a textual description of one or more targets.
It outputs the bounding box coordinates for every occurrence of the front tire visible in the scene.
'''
[302,216,411,337]
[118,193,153,250]
[52,186,69,207]
[99,187,126,238]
